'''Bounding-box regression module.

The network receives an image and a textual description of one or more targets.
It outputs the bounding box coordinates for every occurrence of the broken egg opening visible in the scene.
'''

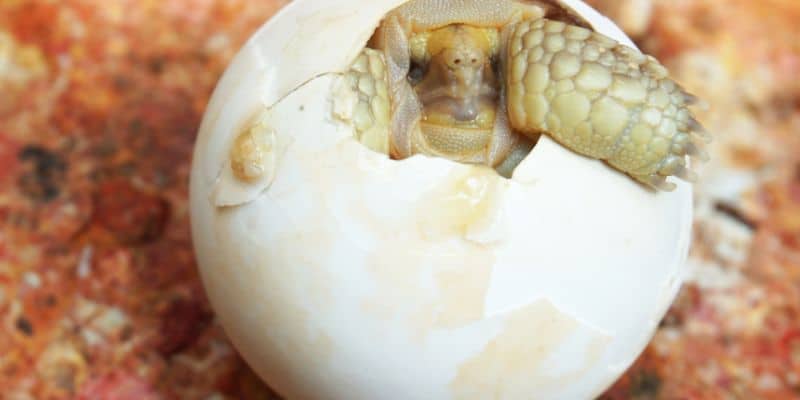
[190,1,693,399]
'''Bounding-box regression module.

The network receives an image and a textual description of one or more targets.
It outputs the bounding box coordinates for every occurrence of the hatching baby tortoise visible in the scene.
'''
[336,0,709,190]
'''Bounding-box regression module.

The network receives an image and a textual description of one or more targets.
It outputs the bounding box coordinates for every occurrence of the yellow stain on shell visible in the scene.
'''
[450,300,611,400]
[230,123,275,182]
[360,167,504,342]
[416,167,504,241]
[433,260,494,329]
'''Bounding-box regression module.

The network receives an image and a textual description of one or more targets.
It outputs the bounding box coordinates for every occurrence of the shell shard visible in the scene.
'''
[211,116,280,207]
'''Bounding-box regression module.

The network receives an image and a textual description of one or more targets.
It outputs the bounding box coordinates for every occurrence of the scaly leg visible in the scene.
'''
[503,18,708,191]
[495,135,537,178]
[334,49,392,155]
[371,15,425,159]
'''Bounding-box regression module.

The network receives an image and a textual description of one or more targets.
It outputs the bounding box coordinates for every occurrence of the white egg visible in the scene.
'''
[190,1,693,399]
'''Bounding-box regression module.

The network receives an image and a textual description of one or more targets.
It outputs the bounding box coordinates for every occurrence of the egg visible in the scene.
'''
[189,0,693,399]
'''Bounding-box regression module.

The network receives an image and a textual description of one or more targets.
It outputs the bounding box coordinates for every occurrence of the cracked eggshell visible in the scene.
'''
[190,0,693,399]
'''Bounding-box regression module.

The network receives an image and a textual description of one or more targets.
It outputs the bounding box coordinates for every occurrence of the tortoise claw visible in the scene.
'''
[686,141,709,162]
[673,164,698,183]
[642,174,677,191]
[689,117,712,143]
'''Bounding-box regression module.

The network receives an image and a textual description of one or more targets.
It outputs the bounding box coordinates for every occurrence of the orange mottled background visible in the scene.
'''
[0,0,798,399]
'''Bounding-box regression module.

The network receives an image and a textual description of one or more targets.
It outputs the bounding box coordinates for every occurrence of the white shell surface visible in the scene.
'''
[190,1,693,399]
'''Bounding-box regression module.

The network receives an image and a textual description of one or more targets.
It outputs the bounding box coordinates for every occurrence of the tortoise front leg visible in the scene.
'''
[503,19,709,190]
[371,15,426,159]
[334,49,392,155]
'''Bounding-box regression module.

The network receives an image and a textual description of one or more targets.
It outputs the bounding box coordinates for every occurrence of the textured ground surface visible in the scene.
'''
[0,0,798,399]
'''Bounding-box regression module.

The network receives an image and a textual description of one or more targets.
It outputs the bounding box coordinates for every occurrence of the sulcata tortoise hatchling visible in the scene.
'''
[336,0,709,190]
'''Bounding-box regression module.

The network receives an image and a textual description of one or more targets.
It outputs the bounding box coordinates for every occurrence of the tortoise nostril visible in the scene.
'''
[454,58,461,64]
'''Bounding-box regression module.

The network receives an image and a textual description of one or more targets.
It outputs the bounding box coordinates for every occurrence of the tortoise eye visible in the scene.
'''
[408,60,425,84]
[490,57,500,74]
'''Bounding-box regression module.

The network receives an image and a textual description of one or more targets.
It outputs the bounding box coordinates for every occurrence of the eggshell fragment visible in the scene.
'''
[190,0,693,399]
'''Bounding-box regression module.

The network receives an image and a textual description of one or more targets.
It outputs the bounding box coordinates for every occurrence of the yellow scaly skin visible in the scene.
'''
[337,0,708,190]
[504,18,708,190]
